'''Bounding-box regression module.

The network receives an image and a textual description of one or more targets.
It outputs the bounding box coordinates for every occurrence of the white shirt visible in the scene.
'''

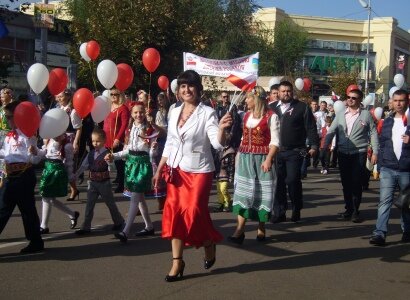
[0,129,41,164]
[113,123,150,159]
[277,101,290,114]
[392,117,406,160]
[58,104,82,129]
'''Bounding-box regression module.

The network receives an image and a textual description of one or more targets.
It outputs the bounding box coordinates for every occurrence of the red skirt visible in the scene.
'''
[162,167,223,247]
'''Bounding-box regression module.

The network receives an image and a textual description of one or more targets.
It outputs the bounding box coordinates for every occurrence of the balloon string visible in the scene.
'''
[88,61,98,92]
[148,72,152,112]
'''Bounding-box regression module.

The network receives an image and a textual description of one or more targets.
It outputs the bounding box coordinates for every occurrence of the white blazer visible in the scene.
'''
[162,102,224,173]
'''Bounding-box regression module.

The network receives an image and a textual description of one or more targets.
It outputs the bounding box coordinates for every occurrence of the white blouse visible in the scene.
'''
[0,129,42,164]
[113,123,150,159]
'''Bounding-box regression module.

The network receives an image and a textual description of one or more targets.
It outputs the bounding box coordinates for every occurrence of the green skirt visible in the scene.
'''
[39,160,68,198]
[232,153,277,222]
[125,152,153,193]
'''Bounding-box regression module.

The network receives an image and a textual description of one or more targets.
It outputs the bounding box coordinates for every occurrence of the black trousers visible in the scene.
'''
[113,144,125,188]
[274,150,304,217]
[0,167,42,243]
[338,152,367,213]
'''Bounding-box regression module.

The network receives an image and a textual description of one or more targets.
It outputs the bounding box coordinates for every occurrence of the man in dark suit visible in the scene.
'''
[270,81,319,222]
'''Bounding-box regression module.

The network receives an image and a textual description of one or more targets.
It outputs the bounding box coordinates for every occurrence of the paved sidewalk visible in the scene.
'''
[0,169,409,299]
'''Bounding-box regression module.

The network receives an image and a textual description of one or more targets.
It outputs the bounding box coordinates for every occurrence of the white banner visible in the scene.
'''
[183,52,259,77]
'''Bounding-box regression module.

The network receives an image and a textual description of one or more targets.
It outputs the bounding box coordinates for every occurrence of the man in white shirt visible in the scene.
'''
[370,89,410,245]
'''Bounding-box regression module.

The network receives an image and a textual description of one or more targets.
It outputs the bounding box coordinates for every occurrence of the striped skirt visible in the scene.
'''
[233,153,277,222]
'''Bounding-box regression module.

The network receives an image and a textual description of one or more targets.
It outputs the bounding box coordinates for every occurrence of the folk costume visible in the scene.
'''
[113,122,154,240]
[161,102,224,247]
[233,110,280,222]
[75,148,124,232]
[38,136,79,231]
[0,129,44,251]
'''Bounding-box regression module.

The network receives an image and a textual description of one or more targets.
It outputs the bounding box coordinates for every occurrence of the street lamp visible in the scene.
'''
[358,0,371,95]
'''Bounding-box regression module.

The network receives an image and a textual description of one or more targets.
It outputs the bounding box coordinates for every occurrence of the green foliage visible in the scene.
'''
[270,19,308,76]
[328,58,360,97]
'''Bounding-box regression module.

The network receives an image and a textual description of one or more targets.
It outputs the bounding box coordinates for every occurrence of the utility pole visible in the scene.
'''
[359,0,371,95]
[40,0,48,65]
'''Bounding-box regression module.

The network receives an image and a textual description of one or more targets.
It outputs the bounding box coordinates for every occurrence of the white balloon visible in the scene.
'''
[362,94,373,107]
[389,86,399,98]
[170,79,178,94]
[374,107,384,121]
[27,63,49,94]
[79,42,91,62]
[91,96,111,123]
[268,77,281,88]
[333,100,345,114]
[97,60,118,89]
[39,108,69,139]
[393,74,405,89]
[295,78,304,91]
[102,89,111,99]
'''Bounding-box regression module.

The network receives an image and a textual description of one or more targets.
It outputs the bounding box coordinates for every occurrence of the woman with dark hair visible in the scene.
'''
[152,70,232,282]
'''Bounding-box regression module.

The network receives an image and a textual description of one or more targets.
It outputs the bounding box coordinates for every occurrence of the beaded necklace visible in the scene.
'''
[178,108,195,128]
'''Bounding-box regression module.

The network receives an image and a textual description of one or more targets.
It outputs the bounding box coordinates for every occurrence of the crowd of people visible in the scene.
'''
[0,70,409,282]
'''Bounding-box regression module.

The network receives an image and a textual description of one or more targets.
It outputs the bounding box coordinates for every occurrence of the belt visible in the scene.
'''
[279,147,305,152]
[129,150,148,156]
[89,170,110,181]
[5,162,32,177]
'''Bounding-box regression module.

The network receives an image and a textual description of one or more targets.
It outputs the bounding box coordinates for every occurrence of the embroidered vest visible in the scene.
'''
[88,149,109,172]
[239,110,273,154]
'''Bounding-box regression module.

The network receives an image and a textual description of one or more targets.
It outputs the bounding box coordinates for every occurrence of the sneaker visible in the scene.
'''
[401,232,410,243]
[320,169,324,174]
[369,235,385,246]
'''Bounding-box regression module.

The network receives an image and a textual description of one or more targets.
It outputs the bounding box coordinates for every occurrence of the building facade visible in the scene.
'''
[255,7,410,98]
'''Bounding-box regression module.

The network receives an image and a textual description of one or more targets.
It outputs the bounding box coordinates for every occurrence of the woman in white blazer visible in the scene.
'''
[153,70,232,282]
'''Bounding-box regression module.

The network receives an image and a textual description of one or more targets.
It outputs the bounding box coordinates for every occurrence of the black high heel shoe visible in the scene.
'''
[67,190,80,201]
[228,232,245,245]
[204,244,216,269]
[70,211,80,229]
[165,257,185,282]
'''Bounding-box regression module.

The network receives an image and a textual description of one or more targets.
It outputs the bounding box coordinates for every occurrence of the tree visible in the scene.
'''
[270,19,308,76]
[328,58,360,98]
[65,0,275,92]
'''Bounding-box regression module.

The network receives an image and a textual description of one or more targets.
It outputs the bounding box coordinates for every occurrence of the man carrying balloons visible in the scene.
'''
[324,88,379,223]
[0,101,44,253]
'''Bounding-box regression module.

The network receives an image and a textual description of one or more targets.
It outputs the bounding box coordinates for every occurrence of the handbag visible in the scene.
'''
[394,184,410,210]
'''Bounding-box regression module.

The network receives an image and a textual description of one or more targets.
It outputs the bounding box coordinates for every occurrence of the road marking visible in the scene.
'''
[305,176,339,183]
[0,225,105,250]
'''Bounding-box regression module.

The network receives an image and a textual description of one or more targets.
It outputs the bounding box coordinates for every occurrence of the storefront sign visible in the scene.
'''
[34,3,55,28]
[310,55,365,72]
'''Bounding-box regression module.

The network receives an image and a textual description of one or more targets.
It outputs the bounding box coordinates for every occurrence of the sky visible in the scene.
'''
[256,0,410,31]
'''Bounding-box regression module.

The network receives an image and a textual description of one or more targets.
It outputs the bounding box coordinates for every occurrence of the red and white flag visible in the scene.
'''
[331,91,340,100]
[226,72,257,92]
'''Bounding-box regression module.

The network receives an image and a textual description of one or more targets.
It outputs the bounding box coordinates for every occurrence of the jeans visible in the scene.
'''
[373,167,410,238]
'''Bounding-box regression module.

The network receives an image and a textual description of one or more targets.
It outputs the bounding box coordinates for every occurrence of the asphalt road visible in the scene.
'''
[0,168,409,300]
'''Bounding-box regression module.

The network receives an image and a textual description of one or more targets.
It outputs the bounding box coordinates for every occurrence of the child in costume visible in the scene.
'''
[106,102,157,243]
[74,128,124,234]
[36,133,80,233]
[0,101,44,253]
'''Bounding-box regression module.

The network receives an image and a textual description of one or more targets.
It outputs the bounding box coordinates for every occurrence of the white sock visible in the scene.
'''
[52,199,75,218]
[122,193,141,236]
[41,198,52,229]
[138,198,153,230]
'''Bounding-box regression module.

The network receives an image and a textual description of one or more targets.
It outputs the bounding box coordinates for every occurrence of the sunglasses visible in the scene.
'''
[110,93,120,97]
[346,96,359,100]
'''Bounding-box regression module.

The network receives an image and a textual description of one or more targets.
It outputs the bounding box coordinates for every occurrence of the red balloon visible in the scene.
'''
[115,63,134,91]
[303,78,312,92]
[73,88,94,119]
[157,75,169,90]
[142,48,160,73]
[48,68,68,96]
[86,40,100,61]
[346,84,360,95]
[14,102,41,137]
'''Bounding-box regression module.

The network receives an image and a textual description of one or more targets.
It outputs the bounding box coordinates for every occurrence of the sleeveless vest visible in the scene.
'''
[239,110,273,154]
